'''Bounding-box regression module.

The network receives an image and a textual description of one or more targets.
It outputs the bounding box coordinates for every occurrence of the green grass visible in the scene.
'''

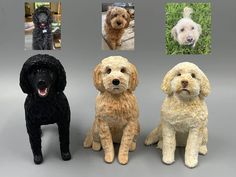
[165,3,211,55]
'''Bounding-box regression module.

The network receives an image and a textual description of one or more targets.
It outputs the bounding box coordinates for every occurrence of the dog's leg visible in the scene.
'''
[117,39,122,46]
[98,119,114,163]
[109,40,117,50]
[185,128,200,168]
[118,121,137,165]
[57,120,71,161]
[199,127,208,155]
[26,123,43,164]
[162,122,176,165]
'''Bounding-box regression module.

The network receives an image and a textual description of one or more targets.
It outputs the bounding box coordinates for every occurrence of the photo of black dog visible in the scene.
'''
[32,6,53,50]
[20,54,71,164]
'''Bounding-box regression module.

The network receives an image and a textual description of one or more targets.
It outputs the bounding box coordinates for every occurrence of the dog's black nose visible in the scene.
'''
[181,80,188,88]
[187,37,193,43]
[112,79,120,86]
[117,21,122,26]
[37,80,46,88]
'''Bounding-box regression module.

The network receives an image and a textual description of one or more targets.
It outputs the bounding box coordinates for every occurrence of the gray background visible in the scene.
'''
[0,0,235,176]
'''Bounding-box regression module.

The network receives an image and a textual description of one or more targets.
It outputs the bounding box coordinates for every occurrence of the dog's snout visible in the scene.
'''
[37,80,46,88]
[181,80,188,88]
[117,21,122,26]
[187,36,193,42]
[112,79,120,86]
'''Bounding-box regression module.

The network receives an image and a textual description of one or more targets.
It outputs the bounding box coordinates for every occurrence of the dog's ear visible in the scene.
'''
[32,10,39,24]
[128,63,138,92]
[124,9,131,28]
[199,69,211,98]
[197,24,202,35]
[161,69,175,95]
[20,64,32,94]
[171,26,178,40]
[105,7,113,27]
[93,63,105,92]
[55,60,66,92]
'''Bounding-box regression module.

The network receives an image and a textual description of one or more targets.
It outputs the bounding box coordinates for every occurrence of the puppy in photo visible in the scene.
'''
[84,56,140,165]
[145,62,210,168]
[104,6,131,50]
[171,7,202,48]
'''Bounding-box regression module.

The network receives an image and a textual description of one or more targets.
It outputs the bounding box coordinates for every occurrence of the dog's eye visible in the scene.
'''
[120,67,126,73]
[192,26,195,30]
[106,68,111,74]
[180,28,184,32]
[177,73,181,76]
[114,14,118,17]
[122,15,125,18]
[191,73,196,78]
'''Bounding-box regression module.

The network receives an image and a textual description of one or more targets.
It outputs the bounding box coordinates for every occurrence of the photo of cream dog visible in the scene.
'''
[171,7,202,48]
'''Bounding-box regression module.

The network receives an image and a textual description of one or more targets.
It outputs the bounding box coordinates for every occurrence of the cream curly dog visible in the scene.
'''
[104,6,131,50]
[84,56,140,165]
[145,62,210,168]
[171,7,202,48]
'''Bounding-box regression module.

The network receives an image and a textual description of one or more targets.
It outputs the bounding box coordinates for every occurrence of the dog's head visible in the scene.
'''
[171,9,201,46]
[33,6,53,28]
[161,62,210,99]
[93,56,138,94]
[105,6,131,29]
[20,54,66,98]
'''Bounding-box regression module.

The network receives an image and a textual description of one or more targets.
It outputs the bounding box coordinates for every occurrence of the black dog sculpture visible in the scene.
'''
[20,54,71,164]
[32,6,53,50]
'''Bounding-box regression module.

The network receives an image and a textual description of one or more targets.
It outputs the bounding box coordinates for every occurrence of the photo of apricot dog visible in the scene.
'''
[145,62,211,168]
[84,56,140,165]
[102,3,135,50]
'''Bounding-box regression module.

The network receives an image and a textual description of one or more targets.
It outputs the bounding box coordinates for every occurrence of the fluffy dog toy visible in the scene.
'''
[20,54,71,164]
[145,62,210,168]
[84,56,140,165]
[32,6,53,50]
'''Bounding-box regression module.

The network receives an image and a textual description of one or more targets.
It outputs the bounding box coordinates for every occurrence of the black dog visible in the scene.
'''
[32,6,53,50]
[20,54,71,164]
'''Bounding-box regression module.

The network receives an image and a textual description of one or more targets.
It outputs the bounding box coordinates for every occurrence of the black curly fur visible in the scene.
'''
[20,54,71,164]
[32,6,53,50]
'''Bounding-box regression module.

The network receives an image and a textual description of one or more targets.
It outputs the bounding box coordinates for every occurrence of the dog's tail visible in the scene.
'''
[183,7,193,18]
[83,128,93,148]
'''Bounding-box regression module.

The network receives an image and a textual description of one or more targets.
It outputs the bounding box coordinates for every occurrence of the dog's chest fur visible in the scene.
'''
[96,92,138,127]
[161,96,207,132]
[25,93,69,125]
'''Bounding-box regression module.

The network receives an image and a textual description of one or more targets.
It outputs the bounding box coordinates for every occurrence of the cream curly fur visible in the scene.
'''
[145,62,210,168]
[104,6,131,50]
[171,7,202,48]
[84,56,140,165]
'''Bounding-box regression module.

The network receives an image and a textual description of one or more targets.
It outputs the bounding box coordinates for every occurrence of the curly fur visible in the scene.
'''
[145,62,210,168]
[32,6,53,50]
[171,7,202,48]
[20,54,71,164]
[83,56,140,165]
[104,6,131,50]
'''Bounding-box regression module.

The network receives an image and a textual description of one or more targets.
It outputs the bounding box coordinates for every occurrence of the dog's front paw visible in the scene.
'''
[185,155,198,168]
[61,151,71,161]
[34,154,43,164]
[162,154,175,165]
[118,154,129,165]
[104,153,114,164]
